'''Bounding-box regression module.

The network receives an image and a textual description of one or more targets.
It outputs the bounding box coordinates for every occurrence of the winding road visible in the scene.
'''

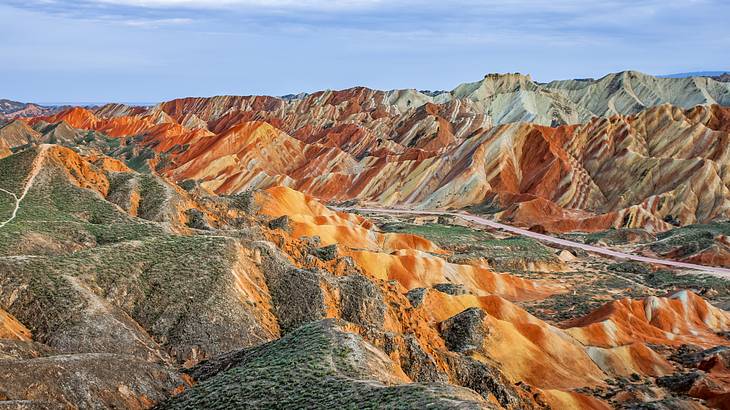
[339,207,730,278]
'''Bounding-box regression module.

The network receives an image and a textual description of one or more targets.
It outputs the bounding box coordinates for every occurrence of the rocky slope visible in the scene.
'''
[545,71,730,117]
[0,144,728,408]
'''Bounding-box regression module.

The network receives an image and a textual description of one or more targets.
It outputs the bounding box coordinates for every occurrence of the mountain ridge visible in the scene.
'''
[143,70,730,127]
[17,71,730,237]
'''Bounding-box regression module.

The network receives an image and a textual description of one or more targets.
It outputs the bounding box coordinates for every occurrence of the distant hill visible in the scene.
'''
[0,99,30,115]
[0,99,56,119]
[658,71,729,78]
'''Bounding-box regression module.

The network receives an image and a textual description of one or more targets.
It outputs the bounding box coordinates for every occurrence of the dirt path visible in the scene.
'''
[0,145,49,229]
[341,207,730,278]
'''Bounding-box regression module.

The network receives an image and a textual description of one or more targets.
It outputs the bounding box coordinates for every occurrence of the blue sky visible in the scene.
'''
[1,0,728,103]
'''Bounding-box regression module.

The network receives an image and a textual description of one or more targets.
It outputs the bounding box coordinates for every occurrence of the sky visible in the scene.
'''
[1,0,729,103]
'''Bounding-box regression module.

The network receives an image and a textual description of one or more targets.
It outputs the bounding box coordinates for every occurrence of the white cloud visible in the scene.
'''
[94,0,387,11]
[121,17,193,26]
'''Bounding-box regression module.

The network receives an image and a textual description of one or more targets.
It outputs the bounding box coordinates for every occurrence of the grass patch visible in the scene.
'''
[649,222,730,257]
[160,320,483,409]
[0,190,15,221]
[608,261,730,302]
[0,148,36,193]
[0,153,164,254]
[136,174,168,221]
[379,221,557,270]
[380,222,493,247]
[584,228,655,245]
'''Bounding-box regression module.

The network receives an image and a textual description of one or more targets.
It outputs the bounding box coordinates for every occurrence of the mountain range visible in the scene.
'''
[1,70,730,409]
[3,71,729,233]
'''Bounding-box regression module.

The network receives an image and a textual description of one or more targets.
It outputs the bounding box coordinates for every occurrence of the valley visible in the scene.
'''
[347,207,730,277]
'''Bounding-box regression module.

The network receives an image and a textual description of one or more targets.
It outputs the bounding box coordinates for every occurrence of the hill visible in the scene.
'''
[0,145,728,408]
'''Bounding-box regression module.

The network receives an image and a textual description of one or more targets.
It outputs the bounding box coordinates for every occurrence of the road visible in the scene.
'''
[339,206,730,278]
